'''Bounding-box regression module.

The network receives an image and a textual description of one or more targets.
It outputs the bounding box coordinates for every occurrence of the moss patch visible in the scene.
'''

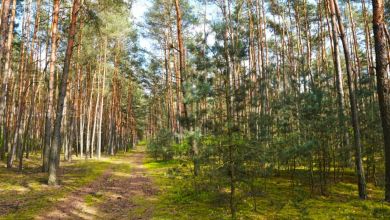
[0,155,117,219]
[144,157,390,220]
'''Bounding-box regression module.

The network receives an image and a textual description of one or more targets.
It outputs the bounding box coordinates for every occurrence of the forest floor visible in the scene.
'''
[143,157,390,219]
[1,150,390,219]
[0,151,158,220]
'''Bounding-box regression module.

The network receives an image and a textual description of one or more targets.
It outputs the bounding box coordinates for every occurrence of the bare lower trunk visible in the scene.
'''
[87,71,96,158]
[98,39,107,157]
[372,0,390,202]
[48,0,80,185]
[331,0,367,199]
[327,0,349,168]
[0,0,15,162]
[91,76,99,158]
[43,0,60,172]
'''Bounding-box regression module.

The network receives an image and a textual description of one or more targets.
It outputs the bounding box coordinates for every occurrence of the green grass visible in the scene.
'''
[2,152,389,219]
[144,157,390,220]
[84,193,104,206]
[144,158,231,219]
[0,154,124,219]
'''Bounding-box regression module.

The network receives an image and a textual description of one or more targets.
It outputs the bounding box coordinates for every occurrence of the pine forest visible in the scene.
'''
[0,0,390,219]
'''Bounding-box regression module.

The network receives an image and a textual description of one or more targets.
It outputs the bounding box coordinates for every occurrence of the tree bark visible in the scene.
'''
[0,0,15,161]
[48,0,81,185]
[174,0,188,122]
[330,0,367,199]
[372,0,390,202]
[0,0,10,63]
[98,38,107,157]
[43,0,60,172]
[326,0,350,171]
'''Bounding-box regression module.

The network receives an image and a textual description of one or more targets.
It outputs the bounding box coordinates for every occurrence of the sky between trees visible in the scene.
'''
[0,0,389,218]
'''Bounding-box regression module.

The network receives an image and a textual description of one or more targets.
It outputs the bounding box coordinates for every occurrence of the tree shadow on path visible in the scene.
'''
[35,152,158,220]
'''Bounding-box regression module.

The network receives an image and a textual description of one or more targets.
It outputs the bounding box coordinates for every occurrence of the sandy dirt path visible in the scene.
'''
[36,152,157,220]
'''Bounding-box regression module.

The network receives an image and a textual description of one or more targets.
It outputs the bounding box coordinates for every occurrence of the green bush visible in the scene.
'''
[147,129,174,161]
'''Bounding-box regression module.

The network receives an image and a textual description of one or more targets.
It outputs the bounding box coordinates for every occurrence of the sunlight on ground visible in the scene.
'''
[143,157,390,219]
[0,154,125,219]
[1,152,390,219]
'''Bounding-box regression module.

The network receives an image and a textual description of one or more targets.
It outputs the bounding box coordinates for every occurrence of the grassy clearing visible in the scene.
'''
[2,151,389,219]
[144,159,231,219]
[0,153,127,219]
[144,157,390,220]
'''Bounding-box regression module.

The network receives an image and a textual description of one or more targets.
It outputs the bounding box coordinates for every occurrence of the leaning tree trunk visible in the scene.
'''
[327,0,350,174]
[372,0,390,202]
[330,0,367,199]
[48,0,81,185]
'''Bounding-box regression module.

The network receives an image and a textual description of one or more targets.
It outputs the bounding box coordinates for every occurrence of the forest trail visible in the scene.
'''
[35,151,158,220]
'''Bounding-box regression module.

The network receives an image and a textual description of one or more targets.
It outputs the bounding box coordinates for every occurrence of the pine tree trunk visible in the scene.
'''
[9,0,29,169]
[98,38,107,157]
[0,0,10,61]
[43,0,60,172]
[87,69,97,158]
[48,0,80,185]
[372,0,390,202]
[327,0,349,170]
[330,0,367,199]
[91,73,99,157]
[0,0,15,161]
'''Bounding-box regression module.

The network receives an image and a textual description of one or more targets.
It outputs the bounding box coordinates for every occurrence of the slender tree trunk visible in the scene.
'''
[330,0,367,199]
[48,0,80,185]
[91,73,99,157]
[87,69,95,158]
[174,0,188,121]
[0,0,15,161]
[327,0,350,170]
[0,0,10,62]
[43,0,60,172]
[372,0,390,202]
[76,23,84,159]
[174,0,198,177]
[98,38,107,158]
[220,1,235,217]
[8,0,29,169]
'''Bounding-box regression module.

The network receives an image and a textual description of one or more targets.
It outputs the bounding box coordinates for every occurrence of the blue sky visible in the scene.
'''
[131,0,219,55]
[131,0,153,51]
